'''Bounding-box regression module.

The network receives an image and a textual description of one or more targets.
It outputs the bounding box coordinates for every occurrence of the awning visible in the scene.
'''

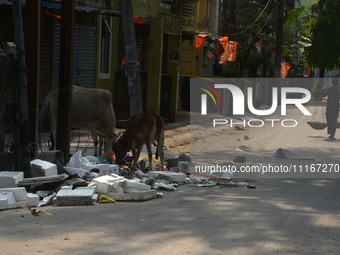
[41,1,121,17]
[0,0,151,24]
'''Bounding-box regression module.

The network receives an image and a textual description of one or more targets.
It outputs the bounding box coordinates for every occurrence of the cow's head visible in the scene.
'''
[97,130,125,164]
[110,140,126,165]
[97,131,115,154]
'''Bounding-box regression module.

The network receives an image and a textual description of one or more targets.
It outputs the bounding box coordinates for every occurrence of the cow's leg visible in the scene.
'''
[98,135,103,156]
[135,145,144,170]
[90,130,98,156]
[131,146,138,170]
[145,142,153,171]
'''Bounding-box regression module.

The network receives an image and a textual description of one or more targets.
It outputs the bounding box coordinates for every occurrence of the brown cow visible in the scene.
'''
[47,85,116,156]
[102,111,164,171]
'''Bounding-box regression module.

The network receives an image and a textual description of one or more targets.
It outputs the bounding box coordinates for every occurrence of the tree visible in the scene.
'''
[305,0,340,99]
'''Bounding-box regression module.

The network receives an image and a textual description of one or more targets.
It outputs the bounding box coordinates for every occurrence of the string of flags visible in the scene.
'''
[195,33,238,63]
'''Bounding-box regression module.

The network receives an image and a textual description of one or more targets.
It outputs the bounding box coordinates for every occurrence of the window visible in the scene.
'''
[99,15,112,79]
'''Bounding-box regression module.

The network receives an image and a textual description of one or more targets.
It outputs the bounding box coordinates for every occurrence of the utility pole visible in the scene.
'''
[56,0,75,163]
[275,0,285,78]
[26,0,40,159]
[12,0,30,177]
[120,0,143,117]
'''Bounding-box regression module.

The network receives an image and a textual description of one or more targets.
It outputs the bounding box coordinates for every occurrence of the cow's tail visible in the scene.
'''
[38,90,57,151]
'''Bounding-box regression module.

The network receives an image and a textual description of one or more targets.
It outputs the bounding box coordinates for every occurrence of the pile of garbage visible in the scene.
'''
[0,150,255,211]
[0,151,191,210]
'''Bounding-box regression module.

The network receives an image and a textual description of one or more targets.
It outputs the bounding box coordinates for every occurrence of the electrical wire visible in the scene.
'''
[223,0,280,40]
[220,0,274,36]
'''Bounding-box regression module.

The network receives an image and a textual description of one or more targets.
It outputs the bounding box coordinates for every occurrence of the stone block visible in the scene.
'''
[54,186,98,206]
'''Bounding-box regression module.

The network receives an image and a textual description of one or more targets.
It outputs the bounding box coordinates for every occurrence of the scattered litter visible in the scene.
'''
[16,203,54,216]
[216,181,250,187]
[38,192,56,207]
[17,174,68,186]
[274,148,314,160]
[235,126,245,131]
[188,182,216,187]
[56,174,88,191]
[148,171,186,183]
[166,154,191,168]
[152,181,177,191]
[103,190,157,201]
[211,171,233,180]
[177,161,190,173]
[120,179,151,193]
[98,194,116,203]
[247,185,256,189]
[64,237,70,240]
[156,192,163,198]
[66,151,119,176]
[233,156,246,163]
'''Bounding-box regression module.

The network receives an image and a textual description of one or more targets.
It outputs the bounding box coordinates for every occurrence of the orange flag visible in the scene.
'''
[133,16,147,24]
[195,36,207,49]
[281,62,292,79]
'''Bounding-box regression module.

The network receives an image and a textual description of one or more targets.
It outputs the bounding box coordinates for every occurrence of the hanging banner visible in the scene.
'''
[254,39,263,57]
[281,62,292,79]
[227,41,238,62]
[220,41,238,64]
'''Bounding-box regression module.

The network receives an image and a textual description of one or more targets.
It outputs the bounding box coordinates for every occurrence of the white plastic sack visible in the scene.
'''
[67,151,90,168]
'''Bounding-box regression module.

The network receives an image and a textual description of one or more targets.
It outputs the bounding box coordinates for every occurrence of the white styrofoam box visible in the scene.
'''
[148,171,186,183]
[30,159,58,177]
[64,166,89,177]
[0,191,16,209]
[0,187,27,202]
[27,193,39,207]
[119,179,151,193]
[0,198,7,210]
[89,174,126,194]
[0,171,24,188]
[82,163,119,175]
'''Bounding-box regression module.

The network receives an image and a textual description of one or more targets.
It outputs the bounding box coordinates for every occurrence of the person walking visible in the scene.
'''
[322,78,340,140]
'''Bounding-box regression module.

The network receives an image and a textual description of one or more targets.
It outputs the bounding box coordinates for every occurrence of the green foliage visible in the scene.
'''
[305,0,340,70]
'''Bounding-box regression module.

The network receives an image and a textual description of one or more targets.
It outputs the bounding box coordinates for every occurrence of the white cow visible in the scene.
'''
[45,85,116,156]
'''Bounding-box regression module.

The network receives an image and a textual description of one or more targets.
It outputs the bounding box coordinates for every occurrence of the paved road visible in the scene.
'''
[1,108,340,254]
